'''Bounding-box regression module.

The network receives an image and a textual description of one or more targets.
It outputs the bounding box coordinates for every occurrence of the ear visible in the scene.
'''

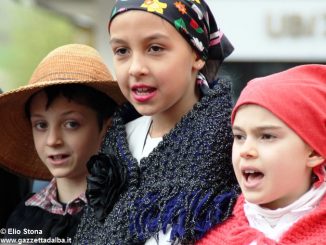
[192,53,205,71]
[307,150,325,168]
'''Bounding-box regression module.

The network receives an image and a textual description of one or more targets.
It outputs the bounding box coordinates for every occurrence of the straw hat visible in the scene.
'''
[0,44,125,180]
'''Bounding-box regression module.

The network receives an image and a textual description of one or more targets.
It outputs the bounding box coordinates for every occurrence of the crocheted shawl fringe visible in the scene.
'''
[129,188,238,243]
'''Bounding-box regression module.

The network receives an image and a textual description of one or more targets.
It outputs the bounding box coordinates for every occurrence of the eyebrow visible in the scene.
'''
[232,125,283,131]
[30,110,81,118]
[110,33,170,45]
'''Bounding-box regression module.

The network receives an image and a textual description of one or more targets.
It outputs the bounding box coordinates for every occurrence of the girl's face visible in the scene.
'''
[30,92,108,181]
[109,10,205,119]
[232,105,316,209]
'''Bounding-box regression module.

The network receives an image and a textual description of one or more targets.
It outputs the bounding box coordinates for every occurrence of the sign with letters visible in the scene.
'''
[206,0,326,61]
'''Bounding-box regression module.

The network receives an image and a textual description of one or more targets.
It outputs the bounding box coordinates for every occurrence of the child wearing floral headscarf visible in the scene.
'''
[197,64,326,245]
[75,0,240,244]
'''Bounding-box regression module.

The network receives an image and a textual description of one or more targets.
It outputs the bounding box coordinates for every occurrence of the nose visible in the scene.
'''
[46,126,63,146]
[239,139,258,159]
[128,53,148,77]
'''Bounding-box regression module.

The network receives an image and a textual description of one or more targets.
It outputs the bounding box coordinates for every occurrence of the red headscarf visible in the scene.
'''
[231,64,326,185]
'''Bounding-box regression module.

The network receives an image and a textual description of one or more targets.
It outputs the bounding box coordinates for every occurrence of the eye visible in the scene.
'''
[233,133,245,142]
[33,121,48,131]
[65,120,80,129]
[148,45,164,53]
[114,47,129,56]
[261,133,276,140]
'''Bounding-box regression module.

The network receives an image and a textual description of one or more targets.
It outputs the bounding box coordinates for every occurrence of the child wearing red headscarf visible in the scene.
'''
[197,64,326,245]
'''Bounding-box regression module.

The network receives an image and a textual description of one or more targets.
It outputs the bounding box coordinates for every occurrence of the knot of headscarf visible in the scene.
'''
[109,0,234,61]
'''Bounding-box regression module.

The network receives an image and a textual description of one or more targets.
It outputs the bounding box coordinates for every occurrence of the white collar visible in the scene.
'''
[125,116,162,164]
[244,181,326,241]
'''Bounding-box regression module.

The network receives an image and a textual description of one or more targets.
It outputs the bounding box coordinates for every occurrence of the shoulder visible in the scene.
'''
[279,194,326,244]
[6,201,45,230]
[6,203,83,239]
[6,192,35,221]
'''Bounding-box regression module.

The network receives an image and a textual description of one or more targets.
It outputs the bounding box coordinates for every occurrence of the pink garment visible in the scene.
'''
[196,194,326,245]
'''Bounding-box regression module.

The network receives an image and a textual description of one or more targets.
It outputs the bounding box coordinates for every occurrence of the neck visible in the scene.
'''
[56,176,87,203]
[149,83,200,138]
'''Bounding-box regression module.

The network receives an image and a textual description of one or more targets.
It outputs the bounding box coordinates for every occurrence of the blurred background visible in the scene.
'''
[0,0,325,230]
[1,0,325,96]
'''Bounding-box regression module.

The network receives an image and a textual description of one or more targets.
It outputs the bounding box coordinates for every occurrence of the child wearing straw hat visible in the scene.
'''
[75,0,240,244]
[197,64,326,245]
[0,44,124,242]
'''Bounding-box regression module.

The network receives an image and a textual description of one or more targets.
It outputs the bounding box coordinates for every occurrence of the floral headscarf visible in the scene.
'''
[109,0,234,62]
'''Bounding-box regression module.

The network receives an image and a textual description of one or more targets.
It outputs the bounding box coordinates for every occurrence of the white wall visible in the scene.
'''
[206,0,326,61]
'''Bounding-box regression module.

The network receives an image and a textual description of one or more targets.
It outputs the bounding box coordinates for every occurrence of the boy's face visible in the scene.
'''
[232,104,314,209]
[109,10,204,118]
[29,91,107,181]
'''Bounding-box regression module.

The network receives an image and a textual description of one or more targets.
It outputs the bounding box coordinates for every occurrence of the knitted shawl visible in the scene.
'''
[74,79,240,244]
[197,194,326,245]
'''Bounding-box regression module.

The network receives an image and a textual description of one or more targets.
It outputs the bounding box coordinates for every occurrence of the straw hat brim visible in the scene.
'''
[0,79,125,180]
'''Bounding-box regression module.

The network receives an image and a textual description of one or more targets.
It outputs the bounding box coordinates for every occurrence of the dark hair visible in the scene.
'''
[200,59,220,83]
[25,84,117,130]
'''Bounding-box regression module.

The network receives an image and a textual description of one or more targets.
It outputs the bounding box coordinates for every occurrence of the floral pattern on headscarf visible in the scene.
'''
[109,0,234,62]
[141,0,167,14]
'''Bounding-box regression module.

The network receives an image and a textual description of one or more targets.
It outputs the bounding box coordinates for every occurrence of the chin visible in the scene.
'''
[243,193,265,205]
[50,171,69,179]
[133,107,156,116]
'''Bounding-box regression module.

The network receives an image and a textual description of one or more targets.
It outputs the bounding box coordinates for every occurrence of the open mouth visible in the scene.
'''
[49,154,69,161]
[243,169,264,183]
[132,87,156,95]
